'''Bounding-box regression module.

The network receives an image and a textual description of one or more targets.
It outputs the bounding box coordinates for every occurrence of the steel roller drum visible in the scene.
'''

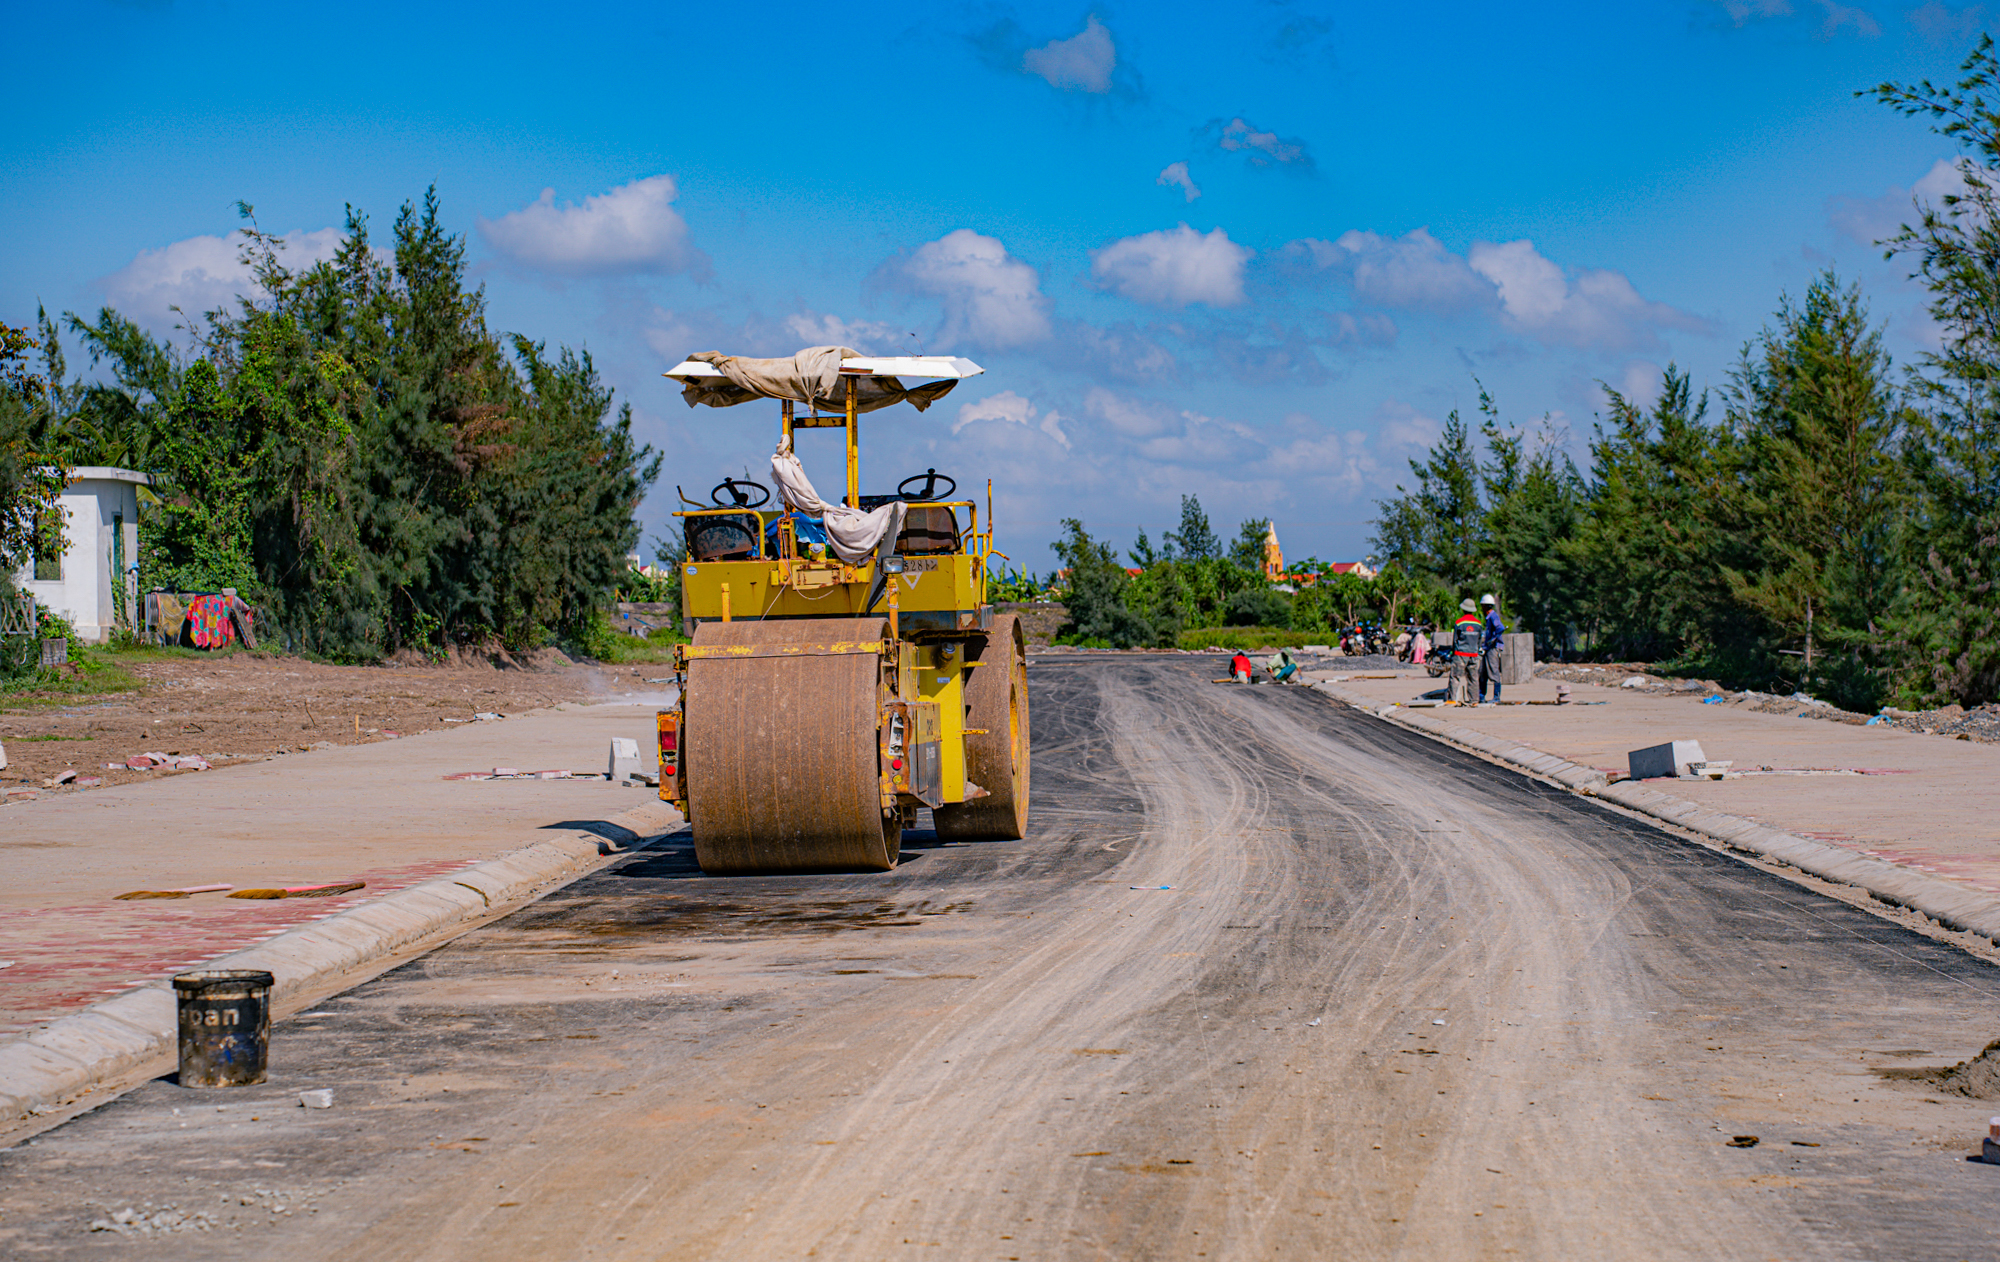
[933,613,1030,841]
[684,616,901,874]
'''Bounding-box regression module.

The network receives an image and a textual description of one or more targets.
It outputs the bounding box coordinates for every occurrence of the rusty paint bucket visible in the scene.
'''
[173,970,273,1087]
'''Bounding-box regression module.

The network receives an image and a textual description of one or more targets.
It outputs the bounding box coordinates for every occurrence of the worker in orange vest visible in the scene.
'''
[1449,598,1483,704]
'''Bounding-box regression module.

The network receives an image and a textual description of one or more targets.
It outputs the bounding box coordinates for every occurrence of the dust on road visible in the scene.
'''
[2,658,1997,1259]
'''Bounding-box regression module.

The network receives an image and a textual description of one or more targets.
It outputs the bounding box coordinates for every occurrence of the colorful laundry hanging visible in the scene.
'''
[187,594,236,649]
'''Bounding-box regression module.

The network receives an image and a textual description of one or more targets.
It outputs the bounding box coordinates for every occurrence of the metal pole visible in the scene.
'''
[845,377,859,508]
[782,398,793,446]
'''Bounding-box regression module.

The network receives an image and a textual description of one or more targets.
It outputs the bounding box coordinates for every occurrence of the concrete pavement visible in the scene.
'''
[0,701,676,1039]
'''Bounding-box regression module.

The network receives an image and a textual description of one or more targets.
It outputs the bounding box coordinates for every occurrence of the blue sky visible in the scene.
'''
[0,0,1983,570]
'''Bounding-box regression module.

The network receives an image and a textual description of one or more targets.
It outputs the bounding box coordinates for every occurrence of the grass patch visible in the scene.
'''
[1176,626,1323,652]
[591,628,688,665]
[0,644,147,709]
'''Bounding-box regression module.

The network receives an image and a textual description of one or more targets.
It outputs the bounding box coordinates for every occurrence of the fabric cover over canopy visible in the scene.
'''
[677,346,958,413]
[770,437,907,565]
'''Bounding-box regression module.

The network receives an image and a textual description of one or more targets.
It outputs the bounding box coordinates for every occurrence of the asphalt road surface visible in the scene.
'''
[5,657,2000,1260]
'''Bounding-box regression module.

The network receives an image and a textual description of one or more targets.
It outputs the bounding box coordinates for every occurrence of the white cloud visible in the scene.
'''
[1368,398,1441,454]
[952,390,1071,448]
[1908,1,1984,42]
[98,227,344,329]
[1091,224,1251,308]
[894,229,1051,348]
[1615,360,1664,409]
[1828,156,1986,245]
[1467,239,1706,349]
[1710,0,1881,34]
[1021,15,1115,93]
[782,311,901,353]
[1055,321,1177,383]
[1295,228,1492,315]
[1085,386,1173,438]
[1325,311,1399,346]
[1205,117,1313,169]
[1814,0,1882,36]
[1289,227,1700,349]
[1718,0,1794,21]
[480,175,704,276]
[1157,161,1201,202]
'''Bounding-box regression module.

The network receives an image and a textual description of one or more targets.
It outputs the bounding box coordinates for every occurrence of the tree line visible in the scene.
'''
[1374,42,2000,711]
[0,189,658,662]
[1036,39,2000,710]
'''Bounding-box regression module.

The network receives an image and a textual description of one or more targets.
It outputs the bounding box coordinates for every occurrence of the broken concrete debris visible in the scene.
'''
[119,752,209,771]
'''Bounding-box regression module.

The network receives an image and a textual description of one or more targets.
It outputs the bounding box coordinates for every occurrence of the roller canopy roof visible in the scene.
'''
[665,346,985,414]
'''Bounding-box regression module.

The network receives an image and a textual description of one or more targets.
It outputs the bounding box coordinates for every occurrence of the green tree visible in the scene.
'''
[55,188,658,659]
[1869,38,2000,705]
[1225,587,1291,628]
[1129,526,1160,568]
[1560,367,1736,663]
[1372,406,1485,590]
[1477,388,1584,651]
[1228,518,1272,571]
[0,323,69,610]
[1723,273,1904,708]
[1163,493,1220,561]
[1051,518,1165,647]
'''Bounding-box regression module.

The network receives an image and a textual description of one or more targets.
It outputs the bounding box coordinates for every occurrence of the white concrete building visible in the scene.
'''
[14,467,149,643]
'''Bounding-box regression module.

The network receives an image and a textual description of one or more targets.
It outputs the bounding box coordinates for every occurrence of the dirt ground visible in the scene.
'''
[0,648,673,797]
[5,658,1998,1258]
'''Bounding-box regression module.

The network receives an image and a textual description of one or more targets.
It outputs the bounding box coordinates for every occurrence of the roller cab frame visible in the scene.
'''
[655,353,1030,875]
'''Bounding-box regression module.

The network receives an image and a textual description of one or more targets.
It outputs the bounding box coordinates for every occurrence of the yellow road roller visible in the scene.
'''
[654,347,1029,874]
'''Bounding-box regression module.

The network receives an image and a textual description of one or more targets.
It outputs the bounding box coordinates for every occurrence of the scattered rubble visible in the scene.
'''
[1534,662,2000,744]
[87,1206,218,1235]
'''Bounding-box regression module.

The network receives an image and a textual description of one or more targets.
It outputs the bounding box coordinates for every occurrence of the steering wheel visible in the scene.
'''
[709,477,770,509]
[896,469,958,502]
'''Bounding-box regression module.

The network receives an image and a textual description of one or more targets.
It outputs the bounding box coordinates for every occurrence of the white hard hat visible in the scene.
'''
[1479,593,1497,606]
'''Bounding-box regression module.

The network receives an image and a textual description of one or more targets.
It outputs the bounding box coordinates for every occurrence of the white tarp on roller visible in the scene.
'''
[770,438,906,565]
[679,346,958,413]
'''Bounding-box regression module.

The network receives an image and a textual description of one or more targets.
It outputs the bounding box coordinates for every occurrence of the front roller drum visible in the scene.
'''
[934,613,1030,840]
[683,617,901,874]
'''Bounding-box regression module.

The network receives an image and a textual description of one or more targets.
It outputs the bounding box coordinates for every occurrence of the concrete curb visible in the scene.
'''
[1311,681,2000,946]
[0,799,684,1127]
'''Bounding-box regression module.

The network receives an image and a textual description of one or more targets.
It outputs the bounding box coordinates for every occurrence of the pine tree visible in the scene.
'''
[1869,39,2000,705]
[1164,494,1220,561]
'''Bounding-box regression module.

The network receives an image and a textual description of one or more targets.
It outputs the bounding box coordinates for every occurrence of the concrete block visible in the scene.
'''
[609,737,643,781]
[1628,740,1706,780]
[1502,632,1535,685]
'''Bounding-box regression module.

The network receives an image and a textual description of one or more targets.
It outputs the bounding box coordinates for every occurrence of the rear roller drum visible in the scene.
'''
[682,617,901,874]
[934,613,1030,840]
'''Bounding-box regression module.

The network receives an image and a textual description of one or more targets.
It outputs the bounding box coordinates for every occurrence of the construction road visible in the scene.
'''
[4,656,2000,1259]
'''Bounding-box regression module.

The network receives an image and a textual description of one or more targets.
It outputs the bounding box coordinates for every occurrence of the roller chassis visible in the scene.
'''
[655,355,1029,875]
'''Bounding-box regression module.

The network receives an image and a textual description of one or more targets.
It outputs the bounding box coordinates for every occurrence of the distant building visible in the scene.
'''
[1328,561,1379,579]
[1263,522,1284,582]
[13,467,149,643]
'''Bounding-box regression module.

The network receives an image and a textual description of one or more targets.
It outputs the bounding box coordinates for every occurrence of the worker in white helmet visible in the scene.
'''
[1478,593,1506,704]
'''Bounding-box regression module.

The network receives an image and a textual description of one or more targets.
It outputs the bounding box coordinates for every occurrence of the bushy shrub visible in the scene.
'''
[1226,587,1292,628]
